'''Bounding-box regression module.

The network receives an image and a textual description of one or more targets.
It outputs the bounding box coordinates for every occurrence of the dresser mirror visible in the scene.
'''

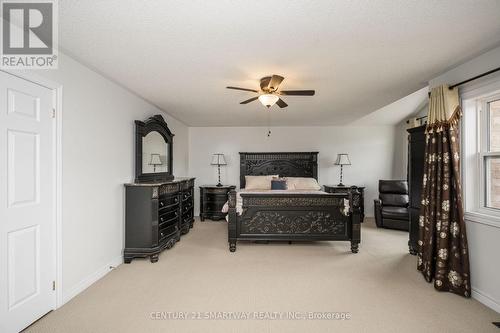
[135,114,174,182]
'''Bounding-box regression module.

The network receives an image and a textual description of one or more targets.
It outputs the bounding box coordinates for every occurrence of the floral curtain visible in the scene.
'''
[417,85,471,297]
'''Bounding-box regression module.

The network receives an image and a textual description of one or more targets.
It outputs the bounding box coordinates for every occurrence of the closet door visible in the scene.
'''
[0,72,56,333]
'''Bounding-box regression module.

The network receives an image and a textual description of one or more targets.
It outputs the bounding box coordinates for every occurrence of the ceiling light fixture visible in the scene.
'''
[258,94,279,108]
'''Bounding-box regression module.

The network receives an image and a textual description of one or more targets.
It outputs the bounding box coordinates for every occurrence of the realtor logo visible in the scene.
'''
[1,0,58,69]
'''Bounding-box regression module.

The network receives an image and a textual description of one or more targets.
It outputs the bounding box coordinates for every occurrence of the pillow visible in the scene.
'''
[271,179,288,190]
[245,175,279,190]
[286,177,321,190]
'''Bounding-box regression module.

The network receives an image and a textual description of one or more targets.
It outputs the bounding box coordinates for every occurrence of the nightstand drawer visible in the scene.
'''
[205,193,228,203]
[203,201,224,210]
[204,188,232,194]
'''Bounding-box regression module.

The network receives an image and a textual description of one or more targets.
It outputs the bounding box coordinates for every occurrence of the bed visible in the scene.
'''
[227,152,362,253]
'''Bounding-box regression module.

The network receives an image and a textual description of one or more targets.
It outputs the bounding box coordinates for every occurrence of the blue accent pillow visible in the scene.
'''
[271,179,287,190]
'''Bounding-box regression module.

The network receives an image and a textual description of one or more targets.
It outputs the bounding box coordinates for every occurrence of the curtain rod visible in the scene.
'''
[448,66,500,90]
[427,66,500,97]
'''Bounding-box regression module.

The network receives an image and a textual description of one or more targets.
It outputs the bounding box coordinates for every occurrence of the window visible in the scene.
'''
[484,100,500,209]
[462,78,500,224]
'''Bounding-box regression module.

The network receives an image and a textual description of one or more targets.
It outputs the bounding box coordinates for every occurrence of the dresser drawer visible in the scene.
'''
[181,191,192,202]
[182,208,193,219]
[159,195,180,209]
[159,210,179,225]
[182,210,193,224]
[182,201,193,213]
[159,224,177,242]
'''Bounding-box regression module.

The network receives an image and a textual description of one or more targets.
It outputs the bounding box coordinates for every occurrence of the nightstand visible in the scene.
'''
[199,185,236,221]
[323,185,365,222]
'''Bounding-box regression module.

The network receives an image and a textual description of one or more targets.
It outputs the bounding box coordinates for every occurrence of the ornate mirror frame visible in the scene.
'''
[135,114,174,183]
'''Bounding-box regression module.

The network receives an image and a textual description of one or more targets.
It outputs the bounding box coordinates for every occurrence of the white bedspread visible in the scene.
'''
[221,189,350,216]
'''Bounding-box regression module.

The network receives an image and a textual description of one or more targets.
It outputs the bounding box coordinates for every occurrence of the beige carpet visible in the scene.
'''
[25,218,499,333]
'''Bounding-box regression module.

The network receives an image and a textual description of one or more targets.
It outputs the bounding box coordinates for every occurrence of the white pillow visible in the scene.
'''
[286,177,321,190]
[245,175,279,190]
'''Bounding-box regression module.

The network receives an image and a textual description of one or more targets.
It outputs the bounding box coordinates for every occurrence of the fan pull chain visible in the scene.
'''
[267,109,271,137]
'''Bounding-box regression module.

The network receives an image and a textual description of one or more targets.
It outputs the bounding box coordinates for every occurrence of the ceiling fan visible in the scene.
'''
[226,75,315,108]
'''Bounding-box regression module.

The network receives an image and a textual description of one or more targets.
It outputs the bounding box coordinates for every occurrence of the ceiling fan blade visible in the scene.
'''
[276,98,288,108]
[269,75,284,91]
[280,90,315,96]
[260,76,271,91]
[240,96,259,104]
[226,86,259,93]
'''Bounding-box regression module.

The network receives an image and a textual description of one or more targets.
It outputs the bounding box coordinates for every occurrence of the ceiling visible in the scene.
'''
[353,87,429,126]
[58,0,500,126]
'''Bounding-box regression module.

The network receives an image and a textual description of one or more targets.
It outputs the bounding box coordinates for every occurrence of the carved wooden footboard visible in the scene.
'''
[227,189,361,253]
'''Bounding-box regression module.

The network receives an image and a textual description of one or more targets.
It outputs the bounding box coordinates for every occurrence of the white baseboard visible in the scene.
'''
[472,287,500,314]
[60,255,123,307]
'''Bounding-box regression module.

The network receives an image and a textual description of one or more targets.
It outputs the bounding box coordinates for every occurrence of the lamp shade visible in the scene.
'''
[258,94,279,108]
[211,153,227,166]
[149,153,162,166]
[334,153,351,166]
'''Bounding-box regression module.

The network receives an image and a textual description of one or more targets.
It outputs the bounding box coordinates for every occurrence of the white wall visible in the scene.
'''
[189,126,397,217]
[35,52,189,304]
[428,45,500,313]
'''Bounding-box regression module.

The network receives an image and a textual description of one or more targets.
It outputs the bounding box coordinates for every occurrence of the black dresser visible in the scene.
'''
[199,185,236,221]
[124,178,195,263]
[324,185,365,222]
[407,125,426,255]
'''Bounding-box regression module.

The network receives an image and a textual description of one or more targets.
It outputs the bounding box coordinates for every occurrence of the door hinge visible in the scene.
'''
[52,281,56,291]
[52,108,56,118]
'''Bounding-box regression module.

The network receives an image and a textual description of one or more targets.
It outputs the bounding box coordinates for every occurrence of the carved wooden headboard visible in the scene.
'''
[239,152,318,188]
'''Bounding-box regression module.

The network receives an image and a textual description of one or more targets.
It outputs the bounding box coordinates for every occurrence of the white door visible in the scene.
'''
[0,71,55,333]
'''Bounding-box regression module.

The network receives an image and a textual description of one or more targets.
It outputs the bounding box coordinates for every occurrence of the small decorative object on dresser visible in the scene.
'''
[124,114,195,263]
[323,185,365,222]
[210,153,227,187]
[200,185,236,221]
[334,153,351,186]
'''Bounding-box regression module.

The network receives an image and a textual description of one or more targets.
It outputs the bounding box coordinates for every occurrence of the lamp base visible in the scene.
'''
[216,183,223,187]
[337,183,345,187]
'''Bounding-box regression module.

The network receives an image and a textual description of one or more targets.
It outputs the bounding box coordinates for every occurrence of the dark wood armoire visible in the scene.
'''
[407,125,426,255]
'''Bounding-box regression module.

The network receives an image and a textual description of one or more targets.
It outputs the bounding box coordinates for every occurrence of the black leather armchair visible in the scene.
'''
[374,180,409,231]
